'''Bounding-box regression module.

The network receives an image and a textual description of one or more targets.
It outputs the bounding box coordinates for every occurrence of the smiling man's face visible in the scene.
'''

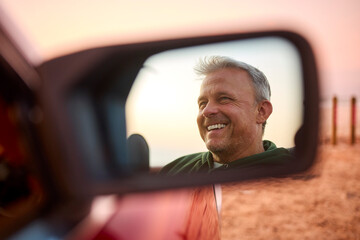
[197,68,267,163]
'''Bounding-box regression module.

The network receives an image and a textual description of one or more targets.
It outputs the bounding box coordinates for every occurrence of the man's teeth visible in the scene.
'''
[207,124,226,131]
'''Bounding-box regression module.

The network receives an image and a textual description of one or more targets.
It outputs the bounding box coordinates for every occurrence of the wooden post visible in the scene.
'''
[351,96,356,144]
[332,96,337,145]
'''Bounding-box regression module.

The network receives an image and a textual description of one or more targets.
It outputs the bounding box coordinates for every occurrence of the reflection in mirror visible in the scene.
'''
[126,37,303,172]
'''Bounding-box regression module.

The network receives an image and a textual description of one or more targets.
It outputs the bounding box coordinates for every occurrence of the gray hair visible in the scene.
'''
[194,56,271,132]
[194,56,271,102]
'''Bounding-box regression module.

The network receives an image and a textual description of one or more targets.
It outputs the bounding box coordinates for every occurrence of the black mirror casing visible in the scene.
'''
[34,30,319,196]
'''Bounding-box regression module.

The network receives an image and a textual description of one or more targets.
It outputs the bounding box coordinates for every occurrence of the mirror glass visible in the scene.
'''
[125,36,303,169]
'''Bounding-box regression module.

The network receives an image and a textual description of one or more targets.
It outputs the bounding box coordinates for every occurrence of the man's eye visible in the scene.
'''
[198,102,206,109]
[219,96,231,102]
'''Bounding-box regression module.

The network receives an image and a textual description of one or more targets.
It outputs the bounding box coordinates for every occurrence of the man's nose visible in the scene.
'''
[202,102,219,117]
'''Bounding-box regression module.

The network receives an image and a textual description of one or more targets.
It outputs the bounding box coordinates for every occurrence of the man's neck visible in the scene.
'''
[212,141,265,164]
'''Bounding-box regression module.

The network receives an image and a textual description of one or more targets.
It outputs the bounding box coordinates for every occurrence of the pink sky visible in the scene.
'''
[0,0,359,100]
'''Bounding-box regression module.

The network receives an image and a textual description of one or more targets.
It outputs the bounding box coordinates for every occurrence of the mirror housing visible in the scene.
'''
[33,30,319,197]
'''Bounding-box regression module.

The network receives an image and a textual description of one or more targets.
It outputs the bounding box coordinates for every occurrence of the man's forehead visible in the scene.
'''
[198,68,256,101]
[200,68,252,89]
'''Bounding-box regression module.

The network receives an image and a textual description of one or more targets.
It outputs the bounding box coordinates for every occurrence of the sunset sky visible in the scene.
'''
[1,0,358,98]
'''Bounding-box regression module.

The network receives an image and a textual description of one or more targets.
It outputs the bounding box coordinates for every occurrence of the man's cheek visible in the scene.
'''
[198,127,206,142]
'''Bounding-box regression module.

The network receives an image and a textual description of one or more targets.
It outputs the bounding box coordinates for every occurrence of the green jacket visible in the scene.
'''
[160,140,295,175]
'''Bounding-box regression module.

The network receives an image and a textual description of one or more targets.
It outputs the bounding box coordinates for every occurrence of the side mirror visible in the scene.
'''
[35,31,319,195]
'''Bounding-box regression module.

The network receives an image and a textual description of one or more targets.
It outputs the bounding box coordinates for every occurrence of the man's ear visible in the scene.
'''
[256,100,273,124]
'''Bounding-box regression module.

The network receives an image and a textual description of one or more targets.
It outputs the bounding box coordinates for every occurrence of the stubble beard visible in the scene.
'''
[205,138,232,163]
[206,140,227,154]
[205,136,247,163]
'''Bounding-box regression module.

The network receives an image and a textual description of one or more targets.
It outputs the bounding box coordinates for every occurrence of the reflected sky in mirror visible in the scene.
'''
[126,37,303,167]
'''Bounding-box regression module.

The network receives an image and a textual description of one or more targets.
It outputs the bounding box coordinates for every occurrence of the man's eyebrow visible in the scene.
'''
[215,91,235,98]
[217,91,231,96]
[197,91,234,102]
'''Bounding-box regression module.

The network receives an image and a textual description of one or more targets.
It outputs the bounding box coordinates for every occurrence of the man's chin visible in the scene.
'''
[205,142,226,153]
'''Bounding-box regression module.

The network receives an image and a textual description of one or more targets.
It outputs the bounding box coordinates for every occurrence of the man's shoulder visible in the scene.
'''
[261,140,296,165]
[224,140,295,169]
[160,152,210,175]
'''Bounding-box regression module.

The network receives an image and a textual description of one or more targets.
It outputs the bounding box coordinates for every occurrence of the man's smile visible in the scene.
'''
[207,123,227,131]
